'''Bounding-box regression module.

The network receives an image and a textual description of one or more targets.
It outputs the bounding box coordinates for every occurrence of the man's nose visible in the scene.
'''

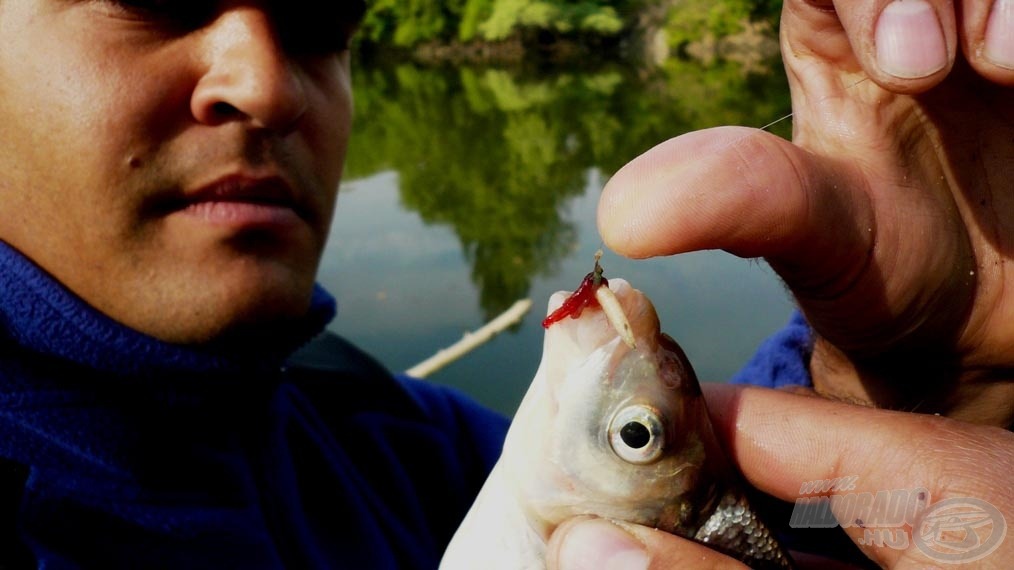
[190,8,307,133]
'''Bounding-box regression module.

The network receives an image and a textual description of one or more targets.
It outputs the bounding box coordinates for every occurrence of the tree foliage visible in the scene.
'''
[361,0,466,46]
[344,60,791,318]
[480,0,624,40]
[356,0,781,49]
[664,0,780,49]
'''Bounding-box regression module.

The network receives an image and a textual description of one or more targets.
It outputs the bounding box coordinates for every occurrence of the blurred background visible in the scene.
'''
[321,0,797,416]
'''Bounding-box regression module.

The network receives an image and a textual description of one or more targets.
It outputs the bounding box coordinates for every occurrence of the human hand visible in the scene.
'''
[598,0,1014,419]
[545,385,1014,569]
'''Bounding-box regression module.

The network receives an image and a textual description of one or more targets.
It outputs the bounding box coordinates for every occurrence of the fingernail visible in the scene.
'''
[557,519,649,570]
[875,0,948,78]
[985,0,1014,69]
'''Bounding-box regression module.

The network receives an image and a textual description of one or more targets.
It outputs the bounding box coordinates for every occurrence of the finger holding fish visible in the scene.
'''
[700,384,1014,569]
[547,516,871,570]
[547,516,754,570]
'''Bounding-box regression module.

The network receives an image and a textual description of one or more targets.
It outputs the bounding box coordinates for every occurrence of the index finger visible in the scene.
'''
[704,384,1012,499]
[702,384,1014,566]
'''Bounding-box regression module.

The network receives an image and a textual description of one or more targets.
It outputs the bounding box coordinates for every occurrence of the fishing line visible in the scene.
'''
[715,73,873,154]
[593,71,872,252]
[756,111,795,133]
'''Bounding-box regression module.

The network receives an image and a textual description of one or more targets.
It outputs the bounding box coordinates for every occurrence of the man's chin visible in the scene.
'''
[123,262,321,347]
[186,281,319,345]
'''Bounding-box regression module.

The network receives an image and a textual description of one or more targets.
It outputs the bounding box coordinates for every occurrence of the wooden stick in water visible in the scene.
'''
[405,298,533,379]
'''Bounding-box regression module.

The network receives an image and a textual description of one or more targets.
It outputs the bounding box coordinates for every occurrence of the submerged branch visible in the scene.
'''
[405,298,533,379]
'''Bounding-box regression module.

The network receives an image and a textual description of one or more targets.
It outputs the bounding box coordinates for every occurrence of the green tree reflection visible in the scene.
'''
[344,60,790,319]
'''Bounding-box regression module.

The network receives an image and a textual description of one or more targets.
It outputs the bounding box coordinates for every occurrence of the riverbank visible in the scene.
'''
[682,20,780,72]
[360,18,778,72]
[355,0,782,71]
[357,18,779,73]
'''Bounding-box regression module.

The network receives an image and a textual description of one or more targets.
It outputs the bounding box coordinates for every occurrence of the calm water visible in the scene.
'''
[319,58,797,416]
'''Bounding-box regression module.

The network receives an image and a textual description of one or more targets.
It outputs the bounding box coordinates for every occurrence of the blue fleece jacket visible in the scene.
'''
[730,311,813,388]
[0,241,509,569]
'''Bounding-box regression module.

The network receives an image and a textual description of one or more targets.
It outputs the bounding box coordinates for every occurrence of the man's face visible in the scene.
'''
[0,1,360,343]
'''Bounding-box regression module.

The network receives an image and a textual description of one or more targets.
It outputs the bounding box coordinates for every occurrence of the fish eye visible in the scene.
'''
[608,405,665,464]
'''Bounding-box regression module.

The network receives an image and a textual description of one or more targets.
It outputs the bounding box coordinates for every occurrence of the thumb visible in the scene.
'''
[703,384,1014,568]
[546,517,864,570]
[597,127,873,291]
[546,516,749,570]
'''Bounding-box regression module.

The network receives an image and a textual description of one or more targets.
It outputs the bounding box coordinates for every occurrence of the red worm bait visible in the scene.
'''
[542,252,636,348]
[542,259,607,329]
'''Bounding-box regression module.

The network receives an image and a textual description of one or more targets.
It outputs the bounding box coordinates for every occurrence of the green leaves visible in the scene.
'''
[360,0,633,46]
[479,0,626,40]
[363,0,463,46]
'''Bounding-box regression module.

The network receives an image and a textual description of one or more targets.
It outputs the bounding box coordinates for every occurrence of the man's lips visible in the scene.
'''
[173,174,310,228]
[181,201,301,227]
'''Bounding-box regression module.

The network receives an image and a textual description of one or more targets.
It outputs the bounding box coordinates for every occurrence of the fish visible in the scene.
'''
[440,273,795,570]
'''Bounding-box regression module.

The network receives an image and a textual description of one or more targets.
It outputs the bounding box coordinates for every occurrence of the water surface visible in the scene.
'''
[320,59,798,416]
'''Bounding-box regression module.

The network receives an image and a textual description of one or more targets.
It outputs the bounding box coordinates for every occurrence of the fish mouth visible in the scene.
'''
[546,279,641,335]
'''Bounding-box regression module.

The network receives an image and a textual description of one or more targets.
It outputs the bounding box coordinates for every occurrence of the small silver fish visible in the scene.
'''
[441,277,794,570]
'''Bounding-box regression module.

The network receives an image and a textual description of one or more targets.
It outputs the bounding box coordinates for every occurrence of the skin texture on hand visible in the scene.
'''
[597,0,1014,423]
[546,385,1014,570]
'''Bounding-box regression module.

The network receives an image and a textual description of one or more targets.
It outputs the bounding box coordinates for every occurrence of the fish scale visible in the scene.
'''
[695,490,794,569]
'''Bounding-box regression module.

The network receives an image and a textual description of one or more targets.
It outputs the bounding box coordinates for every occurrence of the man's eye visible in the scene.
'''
[99,0,216,28]
[96,0,364,54]
[281,25,355,56]
[274,3,365,55]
